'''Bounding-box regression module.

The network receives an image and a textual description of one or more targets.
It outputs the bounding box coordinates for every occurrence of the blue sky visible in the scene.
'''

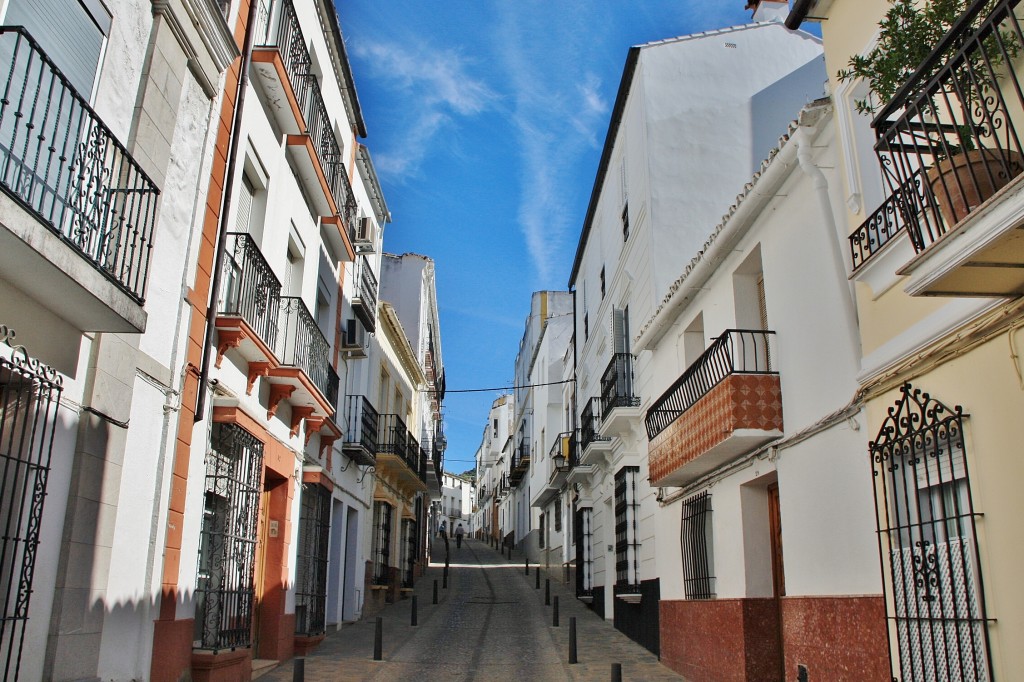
[336,2,759,473]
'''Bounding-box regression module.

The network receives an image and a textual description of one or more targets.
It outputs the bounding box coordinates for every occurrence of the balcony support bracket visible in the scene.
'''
[290,406,316,438]
[215,329,244,368]
[247,361,271,395]
[268,384,296,419]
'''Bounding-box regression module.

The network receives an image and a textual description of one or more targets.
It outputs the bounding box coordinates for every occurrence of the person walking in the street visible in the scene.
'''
[438,519,447,540]
[455,523,464,548]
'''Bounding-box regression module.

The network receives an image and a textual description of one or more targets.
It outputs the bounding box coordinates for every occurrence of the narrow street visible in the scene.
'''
[261,538,683,681]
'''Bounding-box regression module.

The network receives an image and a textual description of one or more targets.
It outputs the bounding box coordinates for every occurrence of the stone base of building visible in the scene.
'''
[294,634,325,657]
[150,618,196,682]
[660,595,888,681]
[191,649,252,682]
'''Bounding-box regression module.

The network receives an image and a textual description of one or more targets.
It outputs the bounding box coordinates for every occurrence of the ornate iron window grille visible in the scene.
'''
[680,491,715,600]
[574,505,594,598]
[372,501,392,586]
[295,483,331,636]
[614,466,641,595]
[0,326,62,682]
[870,384,991,682]
[194,423,264,652]
[0,28,159,303]
[645,329,777,440]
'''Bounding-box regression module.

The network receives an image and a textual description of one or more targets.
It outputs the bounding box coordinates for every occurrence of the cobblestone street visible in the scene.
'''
[261,539,684,681]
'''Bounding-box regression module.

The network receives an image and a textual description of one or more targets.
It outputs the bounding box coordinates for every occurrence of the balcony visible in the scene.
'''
[508,437,530,486]
[533,432,573,508]
[352,256,378,333]
[0,27,158,333]
[376,414,426,493]
[267,296,337,420]
[341,395,377,466]
[647,329,782,487]
[579,397,611,465]
[854,0,1024,296]
[215,232,282,368]
[599,353,641,437]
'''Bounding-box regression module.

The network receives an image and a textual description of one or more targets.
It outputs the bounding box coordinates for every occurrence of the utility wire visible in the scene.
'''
[434,378,575,395]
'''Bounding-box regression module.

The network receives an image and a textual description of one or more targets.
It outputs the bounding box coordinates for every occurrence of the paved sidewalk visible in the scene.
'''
[262,538,684,681]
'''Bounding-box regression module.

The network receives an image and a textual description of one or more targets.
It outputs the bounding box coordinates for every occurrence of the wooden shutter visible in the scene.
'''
[235,175,256,234]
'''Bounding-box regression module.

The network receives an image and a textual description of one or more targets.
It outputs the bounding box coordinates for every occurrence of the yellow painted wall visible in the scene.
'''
[855,280,947,356]
[864,330,1024,679]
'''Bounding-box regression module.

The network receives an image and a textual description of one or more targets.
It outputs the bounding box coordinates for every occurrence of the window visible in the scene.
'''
[554,498,562,532]
[574,504,594,598]
[493,418,498,438]
[681,491,715,599]
[539,512,546,549]
[621,204,630,242]
[600,267,606,299]
[194,423,264,650]
[0,341,62,673]
[400,518,416,588]
[295,484,331,636]
[871,384,990,681]
[614,466,640,594]
[371,501,393,585]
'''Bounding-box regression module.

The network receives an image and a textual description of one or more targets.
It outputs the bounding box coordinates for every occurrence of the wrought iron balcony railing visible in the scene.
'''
[277,296,337,406]
[849,169,927,270]
[580,397,610,451]
[419,446,428,483]
[646,329,777,440]
[378,413,408,458]
[343,395,378,455]
[601,352,639,417]
[221,232,282,349]
[864,0,1024,261]
[0,27,159,303]
[257,0,348,217]
[353,256,378,332]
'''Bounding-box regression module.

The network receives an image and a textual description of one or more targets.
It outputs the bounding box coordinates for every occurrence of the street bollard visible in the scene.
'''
[569,617,578,664]
[293,657,304,682]
[443,572,448,589]
[535,565,540,589]
[525,557,529,575]
[374,616,383,661]
[553,596,559,627]
[545,578,550,606]
[411,595,418,627]
[433,579,439,604]
[611,663,622,682]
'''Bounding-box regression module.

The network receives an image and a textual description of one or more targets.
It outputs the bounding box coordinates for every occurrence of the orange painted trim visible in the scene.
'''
[321,216,357,262]
[251,49,307,134]
[212,405,267,442]
[266,365,334,415]
[302,470,334,491]
[215,315,280,368]
[285,134,340,216]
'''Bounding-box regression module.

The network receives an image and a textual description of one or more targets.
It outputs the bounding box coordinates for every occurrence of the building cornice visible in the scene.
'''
[152,0,239,99]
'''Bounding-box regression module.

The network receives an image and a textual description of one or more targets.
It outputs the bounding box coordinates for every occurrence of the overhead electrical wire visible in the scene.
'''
[427,378,575,395]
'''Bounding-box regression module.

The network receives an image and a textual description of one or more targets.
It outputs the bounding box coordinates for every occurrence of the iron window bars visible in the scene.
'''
[0,27,159,303]
[194,423,264,652]
[853,0,1024,269]
[870,384,990,682]
[277,296,337,408]
[0,327,62,682]
[574,505,594,599]
[371,501,392,586]
[342,395,378,463]
[614,466,641,595]
[401,519,416,588]
[221,232,282,351]
[680,491,715,600]
[295,483,331,637]
[645,329,777,440]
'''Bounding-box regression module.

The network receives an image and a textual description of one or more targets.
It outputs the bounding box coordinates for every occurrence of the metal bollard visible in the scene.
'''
[553,596,559,627]
[535,565,540,589]
[443,572,448,589]
[545,578,550,606]
[411,595,418,627]
[525,557,529,575]
[293,657,304,682]
[374,616,383,661]
[611,663,622,682]
[433,579,439,604]
[569,617,578,664]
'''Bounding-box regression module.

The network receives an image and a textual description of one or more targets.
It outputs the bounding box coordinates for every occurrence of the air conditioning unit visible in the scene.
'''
[340,318,367,357]
[354,216,376,253]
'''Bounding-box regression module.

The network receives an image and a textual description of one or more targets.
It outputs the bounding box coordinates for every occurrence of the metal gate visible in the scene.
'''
[870,384,991,681]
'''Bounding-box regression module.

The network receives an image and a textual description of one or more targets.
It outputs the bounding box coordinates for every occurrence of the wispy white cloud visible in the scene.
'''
[351,39,496,180]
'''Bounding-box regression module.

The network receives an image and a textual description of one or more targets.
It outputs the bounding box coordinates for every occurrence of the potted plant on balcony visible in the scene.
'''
[839,0,1023,226]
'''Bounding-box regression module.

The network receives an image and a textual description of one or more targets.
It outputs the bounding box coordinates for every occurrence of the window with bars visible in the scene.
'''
[621,204,630,242]
[400,518,416,588]
[539,512,546,549]
[614,466,641,594]
[574,505,593,598]
[295,483,331,636]
[680,491,715,600]
[372,501,392,585]
[194,423,264,651]
[0,341,62,680]
[871,384,990,682]
[554,498,562,533]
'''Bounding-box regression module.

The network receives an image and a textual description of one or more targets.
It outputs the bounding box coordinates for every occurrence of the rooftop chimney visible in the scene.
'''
[746,0,789,22]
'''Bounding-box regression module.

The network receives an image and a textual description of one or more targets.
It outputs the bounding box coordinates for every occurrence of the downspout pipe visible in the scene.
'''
[195,0,260,421]
[793,125,862,358]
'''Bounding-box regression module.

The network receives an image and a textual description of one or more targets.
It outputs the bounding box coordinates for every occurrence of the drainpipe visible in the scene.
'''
[794,125,862,357]
[195,0,260,421]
